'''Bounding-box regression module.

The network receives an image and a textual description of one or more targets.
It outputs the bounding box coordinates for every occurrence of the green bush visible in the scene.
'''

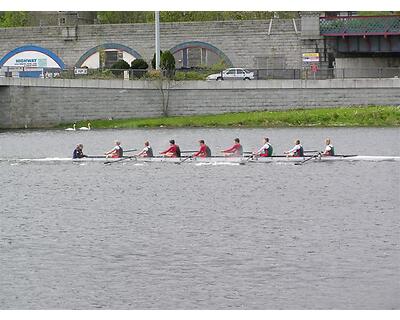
[209,60,228,72]
[151,51,163,69]
[174,71,206,81]
[131,59,148,70]
[111,60,130,69]
[131,59,149,79]
[160,51,176,78]
[110,60,130,76]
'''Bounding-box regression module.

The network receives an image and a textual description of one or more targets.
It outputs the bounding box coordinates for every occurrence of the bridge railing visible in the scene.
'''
[320,15,400,36]
[1,66,399,80]
[251,68,400,80]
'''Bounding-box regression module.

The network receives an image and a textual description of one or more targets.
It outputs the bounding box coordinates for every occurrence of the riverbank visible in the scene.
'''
[65,106,400,129]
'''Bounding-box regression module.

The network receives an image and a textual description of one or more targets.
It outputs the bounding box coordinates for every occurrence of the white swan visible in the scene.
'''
[79,122,91,131]
[65,123,76,131]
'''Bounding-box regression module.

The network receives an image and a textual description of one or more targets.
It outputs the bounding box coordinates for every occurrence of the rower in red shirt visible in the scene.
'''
[222,138,243,157]
[192,140,212,158]
[160,139,181,158]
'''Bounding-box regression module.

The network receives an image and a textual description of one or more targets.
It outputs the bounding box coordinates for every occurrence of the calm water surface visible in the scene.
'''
[0,128,399,309]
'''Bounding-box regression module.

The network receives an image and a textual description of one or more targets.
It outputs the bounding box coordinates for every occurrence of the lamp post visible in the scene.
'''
[155,11,160,70]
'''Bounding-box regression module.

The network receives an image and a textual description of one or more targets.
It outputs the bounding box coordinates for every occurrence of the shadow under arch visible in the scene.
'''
[75,43,142,67]
[0,45,65,68]
[169,41,233,67]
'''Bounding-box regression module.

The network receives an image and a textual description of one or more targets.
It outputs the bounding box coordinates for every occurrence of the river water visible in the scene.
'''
[0,127,399,309]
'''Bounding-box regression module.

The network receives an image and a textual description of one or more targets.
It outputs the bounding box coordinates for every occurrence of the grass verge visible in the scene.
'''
[63,106,400,129]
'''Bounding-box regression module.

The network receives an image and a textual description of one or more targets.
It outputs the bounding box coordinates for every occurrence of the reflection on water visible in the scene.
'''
[0,128,399,309]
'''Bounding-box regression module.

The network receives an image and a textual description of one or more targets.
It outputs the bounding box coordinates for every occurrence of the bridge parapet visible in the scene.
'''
[320,15,400,36]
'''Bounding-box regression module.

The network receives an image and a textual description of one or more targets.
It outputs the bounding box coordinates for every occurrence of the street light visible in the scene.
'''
[155,11,160,70]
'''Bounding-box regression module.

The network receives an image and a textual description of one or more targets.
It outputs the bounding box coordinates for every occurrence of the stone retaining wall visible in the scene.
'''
[0,78,399,128]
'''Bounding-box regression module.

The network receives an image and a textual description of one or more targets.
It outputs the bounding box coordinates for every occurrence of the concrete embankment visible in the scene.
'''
[0,77,399,128]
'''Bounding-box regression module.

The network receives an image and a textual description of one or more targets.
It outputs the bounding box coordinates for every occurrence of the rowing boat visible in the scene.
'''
[1,155,399,164]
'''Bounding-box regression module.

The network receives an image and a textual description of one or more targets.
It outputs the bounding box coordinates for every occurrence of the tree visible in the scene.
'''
[160,51,175,78]
[0,12,29,27]
[151,51,163,69]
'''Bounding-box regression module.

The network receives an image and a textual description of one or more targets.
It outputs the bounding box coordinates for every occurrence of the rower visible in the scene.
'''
[192,140,212,158]
[321,138,335,156]
[253,137,273,157]
[105,140,123,158]
[72,143,86,159]
[137,141,154,158]
[284,139,304,157]
[160,139,181,158]
[222,138,243,157]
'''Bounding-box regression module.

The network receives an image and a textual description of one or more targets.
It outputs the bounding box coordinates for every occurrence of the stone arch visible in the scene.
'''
[75,43,142,68]
[0,45,65,68]
[169,41,233,68]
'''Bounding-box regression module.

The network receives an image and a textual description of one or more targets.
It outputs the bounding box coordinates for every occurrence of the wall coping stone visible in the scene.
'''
[1,77,399,90]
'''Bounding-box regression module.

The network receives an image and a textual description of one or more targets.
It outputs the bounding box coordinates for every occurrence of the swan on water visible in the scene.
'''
[65,123,76,131]
[79,123,91,131]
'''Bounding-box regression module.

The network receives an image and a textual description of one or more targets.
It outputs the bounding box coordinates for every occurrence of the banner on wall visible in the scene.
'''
[302,53,320,63]
[2,50,62,68]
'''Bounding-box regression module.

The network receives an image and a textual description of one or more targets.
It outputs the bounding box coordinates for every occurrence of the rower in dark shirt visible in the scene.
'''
[72,144,87,159]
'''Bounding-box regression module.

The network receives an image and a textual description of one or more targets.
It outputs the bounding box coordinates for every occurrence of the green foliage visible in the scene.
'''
[111,60,130,69]
[65,106,400,129]
[160,51,175,71]
[151,51,163,69]
[97,11,154,24]
[96,11,299,25]
[142,70,161,80]
[174,71,207,81]
[209,60,228,72]
[131,59,148,70]
[0,11,300,28]
[0,12,29,27]
[110,60,130,76]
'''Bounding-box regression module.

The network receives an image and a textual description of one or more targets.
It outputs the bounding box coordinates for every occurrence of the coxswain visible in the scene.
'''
[105,140,123,158]
[160,139,181,158]
[72,144,86,159]
[192,140,212,158]
[284,139,304,157]
[137,141,154,158]
[253,137,273,157]
[222,138,243,157]
[321,138,335,156]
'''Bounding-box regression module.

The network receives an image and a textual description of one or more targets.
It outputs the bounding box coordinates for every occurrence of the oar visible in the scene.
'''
[294,152,321,165]
[176,155,192,164]
[239,154,255,165]
[104,155,137,165]
[124,149,137,153]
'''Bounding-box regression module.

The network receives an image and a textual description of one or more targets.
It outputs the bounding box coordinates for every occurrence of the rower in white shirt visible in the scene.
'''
[105,140,123,158]
[321,138,335,156]
[284,139,304,157]
[136,141,154,158]
[253,137,273,157]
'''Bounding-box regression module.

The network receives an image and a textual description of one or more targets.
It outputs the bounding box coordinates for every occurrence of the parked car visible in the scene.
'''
[206,68,254,81]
